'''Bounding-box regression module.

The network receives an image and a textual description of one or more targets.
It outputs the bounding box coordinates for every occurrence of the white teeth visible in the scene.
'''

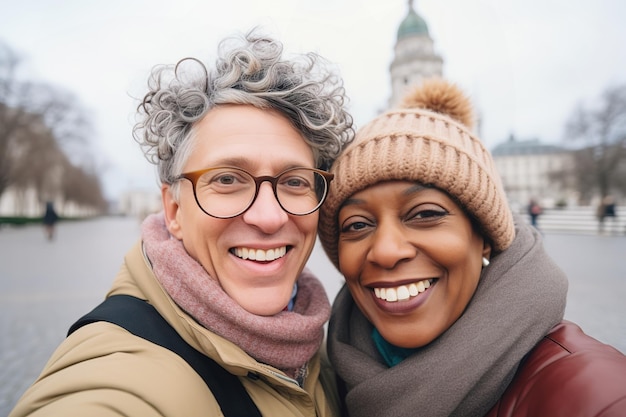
[397,286,410,301]
[234,246,286,261]
[374,279,434,302]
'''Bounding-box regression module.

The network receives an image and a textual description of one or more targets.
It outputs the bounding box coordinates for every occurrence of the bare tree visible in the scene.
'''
[0,43,38,196]
[61,162,108,211]
[34,84,94,162]
[563,84,626,199]
[1,40,107,214]
[9,116,65,196]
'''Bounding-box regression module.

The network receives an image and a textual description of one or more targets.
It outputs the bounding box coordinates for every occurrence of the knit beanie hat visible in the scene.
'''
[318,78,515,270]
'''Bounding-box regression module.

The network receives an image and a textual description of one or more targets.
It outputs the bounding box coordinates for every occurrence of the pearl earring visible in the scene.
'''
[482,257,490,267]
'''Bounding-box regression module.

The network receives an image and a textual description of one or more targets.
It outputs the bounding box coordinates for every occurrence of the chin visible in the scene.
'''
[380,327,433,349]
[242,300,288,317]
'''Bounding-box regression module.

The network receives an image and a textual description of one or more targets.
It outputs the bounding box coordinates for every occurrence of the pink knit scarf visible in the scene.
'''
[141,213,330,378]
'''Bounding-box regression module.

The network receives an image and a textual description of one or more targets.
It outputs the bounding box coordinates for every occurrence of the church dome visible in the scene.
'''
[397,4,429,39]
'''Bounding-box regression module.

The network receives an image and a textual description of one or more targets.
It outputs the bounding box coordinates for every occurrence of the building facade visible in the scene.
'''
[491,135,577,210]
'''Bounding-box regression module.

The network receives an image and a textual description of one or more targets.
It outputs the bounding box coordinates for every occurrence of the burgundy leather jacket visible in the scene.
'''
[485,321,626,417]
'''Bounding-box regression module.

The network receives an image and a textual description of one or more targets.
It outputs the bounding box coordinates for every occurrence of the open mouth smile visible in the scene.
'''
[231,246,288,261]
[373,279,435,302]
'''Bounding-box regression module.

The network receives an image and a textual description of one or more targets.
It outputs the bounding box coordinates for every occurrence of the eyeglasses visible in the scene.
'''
[175,166,334,218]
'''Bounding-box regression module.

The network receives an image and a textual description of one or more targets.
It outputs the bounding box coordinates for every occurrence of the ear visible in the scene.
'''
[482,240,492,261]
[162,184,183,240]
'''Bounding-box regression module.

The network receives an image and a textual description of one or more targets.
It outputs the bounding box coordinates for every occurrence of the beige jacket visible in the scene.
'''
[10,241,339,417]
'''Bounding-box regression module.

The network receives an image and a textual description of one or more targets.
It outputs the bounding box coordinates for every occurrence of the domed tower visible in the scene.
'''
[389,0,443,107]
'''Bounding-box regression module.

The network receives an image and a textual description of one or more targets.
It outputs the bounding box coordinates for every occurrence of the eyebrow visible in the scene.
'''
[209,156,254,169]
[201,157,312,172]
[341,197,364,208]
[340,183,430,209]
[404,183,430,195]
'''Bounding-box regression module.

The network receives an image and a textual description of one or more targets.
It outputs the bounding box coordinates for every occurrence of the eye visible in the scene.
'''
[214,173,237,185]
[199,169,251,192]
[279,169,315,195]
[282,176,310,190]
[407,205,448,222]
[340,217,373,234]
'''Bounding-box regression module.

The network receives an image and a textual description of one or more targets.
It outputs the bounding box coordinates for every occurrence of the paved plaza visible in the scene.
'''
[1,216,625,416]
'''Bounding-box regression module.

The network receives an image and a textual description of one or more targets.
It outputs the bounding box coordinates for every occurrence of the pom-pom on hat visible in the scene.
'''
[318,78,515,270]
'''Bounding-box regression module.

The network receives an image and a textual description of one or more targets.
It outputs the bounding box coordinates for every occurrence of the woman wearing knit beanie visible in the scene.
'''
[319,79,626,417]
[10,29,353,417]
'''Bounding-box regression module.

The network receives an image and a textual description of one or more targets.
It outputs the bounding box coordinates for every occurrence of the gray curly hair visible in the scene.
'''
[133,28,354,194]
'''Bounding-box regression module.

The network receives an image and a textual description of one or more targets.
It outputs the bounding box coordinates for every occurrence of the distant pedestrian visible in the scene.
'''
[598,195,618,235]
[527,198,542,228]
[42,201,59,241]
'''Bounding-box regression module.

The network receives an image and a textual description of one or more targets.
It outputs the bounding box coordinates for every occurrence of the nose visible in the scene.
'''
[242,182,289,233]
[366,220,417,269]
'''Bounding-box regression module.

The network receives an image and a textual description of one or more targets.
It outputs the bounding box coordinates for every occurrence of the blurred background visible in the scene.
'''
[1,1,626,414]
[1,0,625,220]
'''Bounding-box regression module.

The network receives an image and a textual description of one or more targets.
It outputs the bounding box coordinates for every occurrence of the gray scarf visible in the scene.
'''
[327,220,568,417]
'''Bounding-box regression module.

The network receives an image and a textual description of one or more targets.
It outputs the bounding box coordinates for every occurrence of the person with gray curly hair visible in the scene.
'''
[9,29,353,417]
[134,30,352,188]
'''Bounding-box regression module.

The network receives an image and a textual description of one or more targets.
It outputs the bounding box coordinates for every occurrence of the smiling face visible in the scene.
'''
[162,104,318,316]
[337,181,491,348]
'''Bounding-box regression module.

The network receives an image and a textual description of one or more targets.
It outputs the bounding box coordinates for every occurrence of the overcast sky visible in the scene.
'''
[2,0,625,200]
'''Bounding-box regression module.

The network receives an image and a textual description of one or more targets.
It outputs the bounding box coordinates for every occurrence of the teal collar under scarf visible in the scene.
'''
[286,283,298,311]
[372,328,419,367]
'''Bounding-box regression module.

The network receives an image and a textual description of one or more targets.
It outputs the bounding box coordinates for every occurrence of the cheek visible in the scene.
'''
[439,233,485,308]
[337,241,361,281]
[344,278,379,327]
[299,212,319,236]
[430,226,484,267]
[181,224,207,263]
[180,213,223,265]
[296,214,319,255]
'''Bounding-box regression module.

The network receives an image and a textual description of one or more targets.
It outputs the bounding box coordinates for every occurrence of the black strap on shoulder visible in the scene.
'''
[68,294,262,417]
